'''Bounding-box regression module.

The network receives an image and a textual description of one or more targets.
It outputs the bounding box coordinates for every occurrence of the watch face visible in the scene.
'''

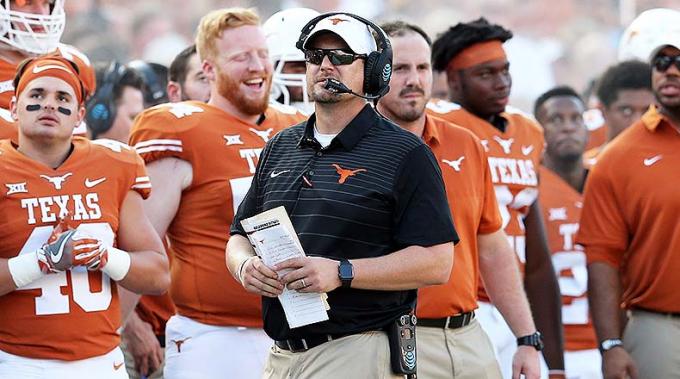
[339,262,354,278]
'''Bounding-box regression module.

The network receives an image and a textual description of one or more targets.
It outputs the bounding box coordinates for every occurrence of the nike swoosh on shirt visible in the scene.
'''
[521,145,534,155]
[270,170,290,178]
[85,177,107,188]
[643,155,662,166]
[113,362,124,370]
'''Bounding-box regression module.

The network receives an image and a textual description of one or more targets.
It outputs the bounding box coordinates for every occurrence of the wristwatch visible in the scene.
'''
[517,331,544,351]
[338,258,354,288]
[599,338,623,353]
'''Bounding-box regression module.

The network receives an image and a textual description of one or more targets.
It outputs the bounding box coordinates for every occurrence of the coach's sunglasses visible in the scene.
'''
[653,55,680,72]
[304,49,366,66]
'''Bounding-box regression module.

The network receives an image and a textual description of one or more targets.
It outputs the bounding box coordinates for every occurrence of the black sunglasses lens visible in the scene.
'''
[305,50,324,65]
[328,52,354,65]
[654,56,680,72]
[655,56,672,71]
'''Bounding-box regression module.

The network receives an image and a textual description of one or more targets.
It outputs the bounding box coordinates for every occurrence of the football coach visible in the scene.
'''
[226,11,458,379]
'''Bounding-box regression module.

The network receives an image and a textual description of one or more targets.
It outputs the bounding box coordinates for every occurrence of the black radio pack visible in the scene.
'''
[386,314,417,377]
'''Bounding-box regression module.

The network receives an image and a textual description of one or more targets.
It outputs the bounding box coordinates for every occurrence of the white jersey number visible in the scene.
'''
[17,223,115,315]
[494,185,538,263]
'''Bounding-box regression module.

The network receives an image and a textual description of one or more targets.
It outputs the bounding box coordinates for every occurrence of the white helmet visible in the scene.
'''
[618,8,680,62]
[0,0,66,55]
[263,7,319,114]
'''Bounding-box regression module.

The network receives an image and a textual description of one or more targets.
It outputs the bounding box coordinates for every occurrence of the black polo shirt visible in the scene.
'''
[231,104,458,341]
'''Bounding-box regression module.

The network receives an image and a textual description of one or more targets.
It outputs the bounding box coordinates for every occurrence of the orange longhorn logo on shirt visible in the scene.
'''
[332,164,367,184]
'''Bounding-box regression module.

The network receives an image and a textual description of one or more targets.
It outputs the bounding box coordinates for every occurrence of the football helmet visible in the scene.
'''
[618,8,680,61]
[0,0,66,55]
[263,7,319,114]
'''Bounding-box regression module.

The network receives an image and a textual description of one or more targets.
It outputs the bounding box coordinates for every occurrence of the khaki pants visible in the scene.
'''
[624,309,680,378]
[120,339,164,379]
[263,331,403,379]
[417,319,502,379]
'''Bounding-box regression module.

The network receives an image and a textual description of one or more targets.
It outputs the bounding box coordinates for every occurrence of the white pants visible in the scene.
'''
[163,314,272,379]
[564,349,602,379]
[476,301,549,379]
[0,346,128,379]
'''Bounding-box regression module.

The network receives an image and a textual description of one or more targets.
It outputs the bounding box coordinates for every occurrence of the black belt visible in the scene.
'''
[418,311,475,329]
[275,333,352,353]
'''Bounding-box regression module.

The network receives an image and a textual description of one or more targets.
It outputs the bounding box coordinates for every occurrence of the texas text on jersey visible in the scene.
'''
[426,99,544,302]
[129,100,304,327]
[0,137,150,361]
[538,166,597,352]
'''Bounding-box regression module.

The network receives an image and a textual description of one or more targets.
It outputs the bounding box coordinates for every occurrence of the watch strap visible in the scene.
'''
[599,338,623,353]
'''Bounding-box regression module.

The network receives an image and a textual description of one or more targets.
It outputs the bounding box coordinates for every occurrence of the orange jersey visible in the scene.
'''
[538,166,597,351]
[0,108,17,141]
[0,43,96,109]
[577,106,680,312]
[583,108,607,152]
[582,145,603,169]
[417,115,502,317]
[426,100,544,302]
[0,137,150,360]
[129,101,304,327]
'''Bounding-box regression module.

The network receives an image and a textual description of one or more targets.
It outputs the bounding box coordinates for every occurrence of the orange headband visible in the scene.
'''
[15,57,84,104]
[447,40,507,71]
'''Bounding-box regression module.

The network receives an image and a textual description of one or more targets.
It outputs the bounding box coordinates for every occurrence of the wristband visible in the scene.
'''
[8,252,45,288]
[102,247,131,281]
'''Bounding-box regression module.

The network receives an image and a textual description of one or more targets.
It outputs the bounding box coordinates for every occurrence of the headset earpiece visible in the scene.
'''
[85,62,125,139]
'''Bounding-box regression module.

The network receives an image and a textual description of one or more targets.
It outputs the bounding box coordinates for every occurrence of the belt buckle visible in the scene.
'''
[444,316,451,329]
[286,339,308,353]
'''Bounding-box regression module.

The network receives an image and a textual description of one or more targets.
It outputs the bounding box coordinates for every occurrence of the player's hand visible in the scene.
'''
[511,345,540,379]
[70,231,109,270]
[276,257,341,293]
[240,256,283,298]
[36,229,78,273]
[603,347,638,379]
[122,312,163,377]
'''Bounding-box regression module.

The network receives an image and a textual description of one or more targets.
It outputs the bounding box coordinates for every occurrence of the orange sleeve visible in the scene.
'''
[130,150,151,199]
[576,160,628,267]
[129,106,186,165]
[477,142,503,234]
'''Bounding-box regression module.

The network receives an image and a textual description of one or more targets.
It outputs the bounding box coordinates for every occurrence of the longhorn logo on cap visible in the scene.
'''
[329,18,348,25]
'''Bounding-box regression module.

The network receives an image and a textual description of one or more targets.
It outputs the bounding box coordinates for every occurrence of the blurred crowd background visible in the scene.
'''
[63,0,677,112]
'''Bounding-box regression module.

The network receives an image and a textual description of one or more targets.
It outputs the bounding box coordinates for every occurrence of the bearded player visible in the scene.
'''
[129,8,304,379]
[0,56,168,378]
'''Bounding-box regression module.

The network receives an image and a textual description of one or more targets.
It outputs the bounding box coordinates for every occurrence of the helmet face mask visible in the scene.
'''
[264,8,319,114]
[0,0,65,55]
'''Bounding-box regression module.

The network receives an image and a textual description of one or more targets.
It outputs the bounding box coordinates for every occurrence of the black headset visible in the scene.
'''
[296,12,393,98]
[85,61,126,139]
[127,60,169,107]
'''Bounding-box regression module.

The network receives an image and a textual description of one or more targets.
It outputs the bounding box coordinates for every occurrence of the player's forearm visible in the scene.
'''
[588,262,623,341]
[351,243,453,290]
[117,249,169,295]
[119,286,142,323]
[479,236,536,337]
[225,234,258,282]
[525,259,564,370]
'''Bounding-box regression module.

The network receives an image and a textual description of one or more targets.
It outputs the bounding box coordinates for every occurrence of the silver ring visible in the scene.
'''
[300,278,307,288]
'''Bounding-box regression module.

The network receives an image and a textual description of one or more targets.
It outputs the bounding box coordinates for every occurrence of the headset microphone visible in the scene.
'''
[324,78,383,100]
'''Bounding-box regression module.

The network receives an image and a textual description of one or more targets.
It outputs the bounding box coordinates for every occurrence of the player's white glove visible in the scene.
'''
[69,230,131,281]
